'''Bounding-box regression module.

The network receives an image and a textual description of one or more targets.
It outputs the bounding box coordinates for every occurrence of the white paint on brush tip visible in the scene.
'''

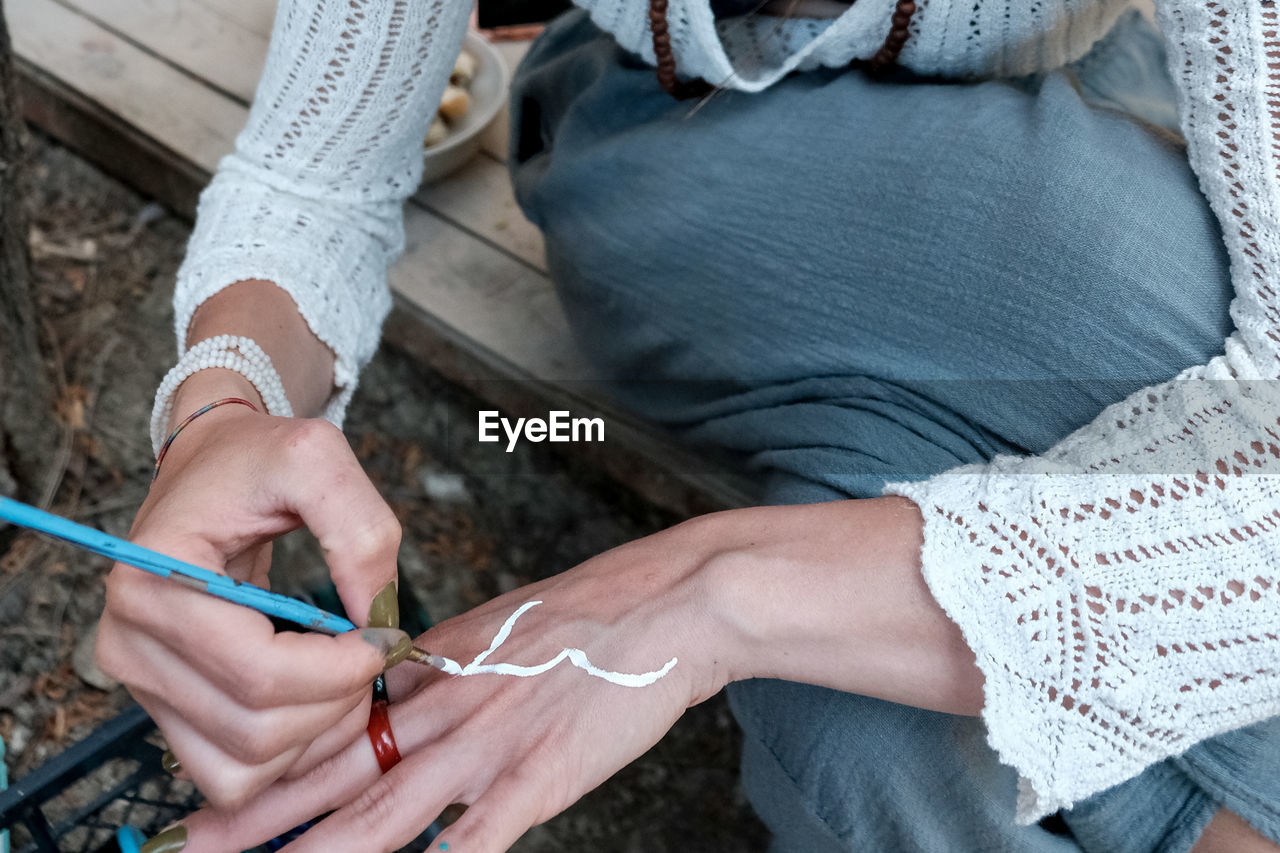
[434,600,677,687]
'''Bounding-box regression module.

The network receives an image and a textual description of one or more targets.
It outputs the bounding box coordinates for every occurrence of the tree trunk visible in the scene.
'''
[0,0,54,502]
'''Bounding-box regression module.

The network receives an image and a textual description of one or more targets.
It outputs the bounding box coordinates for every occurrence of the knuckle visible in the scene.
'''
[346,774,402,841]
[503,759,545,792]
[668,509,726,542]
[298,700,367,778]
[346,510,401,561]
[301,741,352,800]
[505,762,557,820]
[198,767,258,811]
[283,739,330,781]
[505,750,565,821]
[205,784,254,812]
[230,722,286,765]
[459,809,494,845]
[235,668,284,711]
[103,565,149,621]
[284,418,345,460]
[91,628,125,680]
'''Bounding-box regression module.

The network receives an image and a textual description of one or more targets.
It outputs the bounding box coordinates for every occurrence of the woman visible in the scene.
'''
[96,0,1280,850]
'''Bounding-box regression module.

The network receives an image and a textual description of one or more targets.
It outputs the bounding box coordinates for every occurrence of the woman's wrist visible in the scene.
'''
[149,370,269,483]
[184,279,337,419]
[153,279,339,455]
[691,497,985,715]
[167,369,264,432]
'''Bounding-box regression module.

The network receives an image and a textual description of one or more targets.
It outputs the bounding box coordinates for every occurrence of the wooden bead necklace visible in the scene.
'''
[648,0,918,98]
[649,0,714,99]
[870,0,918,72]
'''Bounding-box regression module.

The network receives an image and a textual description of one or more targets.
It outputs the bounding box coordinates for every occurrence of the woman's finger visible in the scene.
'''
[173,734,382,853]
[261,419,402,628]
[133,688,307,810]
[109,626,374,767]
[103,567,397,704]
[430,768,553,853]
[223,540,273,588]
[168,693,466,852]
[281,691,373,780]
[284,737,481,853]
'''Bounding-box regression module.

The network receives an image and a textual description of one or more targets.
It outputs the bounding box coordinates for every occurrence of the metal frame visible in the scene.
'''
[0,704,198,853]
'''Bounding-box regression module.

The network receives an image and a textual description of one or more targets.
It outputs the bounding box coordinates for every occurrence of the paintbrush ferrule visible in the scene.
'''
[405,646,451,671]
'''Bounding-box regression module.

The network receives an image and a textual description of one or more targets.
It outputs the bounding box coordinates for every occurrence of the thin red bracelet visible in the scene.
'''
[366,700,402,774]
[151,397,259,481]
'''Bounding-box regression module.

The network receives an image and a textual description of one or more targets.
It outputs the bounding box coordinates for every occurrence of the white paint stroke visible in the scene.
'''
[434,600,677,687]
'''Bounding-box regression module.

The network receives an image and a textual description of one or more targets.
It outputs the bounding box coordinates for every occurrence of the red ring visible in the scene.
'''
[366,700,402,773]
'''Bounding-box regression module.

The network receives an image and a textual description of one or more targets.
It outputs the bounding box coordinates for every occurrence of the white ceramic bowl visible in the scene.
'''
[421,32,510,185]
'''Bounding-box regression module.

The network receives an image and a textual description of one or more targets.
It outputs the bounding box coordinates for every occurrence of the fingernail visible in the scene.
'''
[140,824,187,853]
[160,749,181,774]
[361,627,413,669]
[368,581,399,629]
[383,634,415,670]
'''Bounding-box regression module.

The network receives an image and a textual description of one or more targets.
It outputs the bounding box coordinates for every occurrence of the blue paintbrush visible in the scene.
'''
[0,496,446,669]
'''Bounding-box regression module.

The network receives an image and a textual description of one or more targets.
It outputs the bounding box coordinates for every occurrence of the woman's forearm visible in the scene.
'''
[698,497,985,715]
[172,279,336,425]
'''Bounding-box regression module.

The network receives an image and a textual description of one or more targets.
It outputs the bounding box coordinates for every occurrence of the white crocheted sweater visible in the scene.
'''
[172,0,1280,824]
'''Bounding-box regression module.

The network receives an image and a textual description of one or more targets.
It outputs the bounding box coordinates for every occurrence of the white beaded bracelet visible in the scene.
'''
[149,335,293,454]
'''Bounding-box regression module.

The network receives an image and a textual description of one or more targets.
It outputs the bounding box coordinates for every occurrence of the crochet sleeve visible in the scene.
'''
[172,0,469,424]
[883,0,1280,823]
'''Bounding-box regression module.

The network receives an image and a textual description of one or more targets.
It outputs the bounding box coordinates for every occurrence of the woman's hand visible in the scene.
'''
[153,497,982,852]
[153,514,735,853]
[96,368,410,809]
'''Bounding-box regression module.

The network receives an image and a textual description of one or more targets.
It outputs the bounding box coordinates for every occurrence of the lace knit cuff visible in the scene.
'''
[173,171,396,427]
[885,461,1280,824]
[885,469,1149,822]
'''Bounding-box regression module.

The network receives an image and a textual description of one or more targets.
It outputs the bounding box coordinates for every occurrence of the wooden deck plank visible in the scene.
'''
[186,0,274,40]
[57,0,268,102]
[8,0,245,172]
[395,205,588,381]
[15,59,210,218]
[414,154,546,272]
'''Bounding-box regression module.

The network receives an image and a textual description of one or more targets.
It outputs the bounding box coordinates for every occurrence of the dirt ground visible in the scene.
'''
[0,135,767,851]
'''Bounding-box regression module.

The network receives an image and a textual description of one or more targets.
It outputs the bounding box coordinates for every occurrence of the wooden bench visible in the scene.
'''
[6,0,752,514]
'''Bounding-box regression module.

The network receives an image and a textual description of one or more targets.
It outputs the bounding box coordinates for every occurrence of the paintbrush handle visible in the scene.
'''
[0,497,356,634]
